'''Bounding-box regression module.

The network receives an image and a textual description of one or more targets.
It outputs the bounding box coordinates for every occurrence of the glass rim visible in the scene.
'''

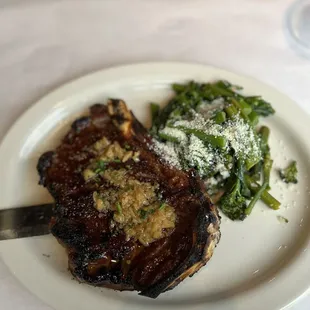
[285,0,310,57]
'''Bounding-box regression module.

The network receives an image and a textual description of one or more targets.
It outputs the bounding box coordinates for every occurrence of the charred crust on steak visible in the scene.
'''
[71,116,91,133]
[37,99,220,298]
[37,151,55,185]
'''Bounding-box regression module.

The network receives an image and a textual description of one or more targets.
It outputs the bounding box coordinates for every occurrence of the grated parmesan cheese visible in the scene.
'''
[198,98,225,119]
[185,135,222,177]
[173,112,261,162]
[151,108,261,184]
[152,140,182,169]
[159,127,187,143]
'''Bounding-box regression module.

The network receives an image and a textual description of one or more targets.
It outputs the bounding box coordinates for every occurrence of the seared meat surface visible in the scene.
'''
[37,99,220,298]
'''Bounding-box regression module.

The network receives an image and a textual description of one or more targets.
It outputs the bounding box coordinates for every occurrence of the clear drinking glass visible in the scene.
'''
[286,0,310,57]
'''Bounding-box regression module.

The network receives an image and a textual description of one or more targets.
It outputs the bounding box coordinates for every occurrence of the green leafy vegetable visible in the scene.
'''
[150,80,279,221]
[232,159,250,198]
[219,178,247,221]
[158,132,180,143]
[245,182,268,215]
[213,111,226,124]
[279,161,298,184]
[260,126,270,155]
[259,126,272,190]
[248,111,259,126]
[152,80,274,134]
[172,125,227,148]
[245,175,280,210]
[245,96,275,117]
[263,156,273,188]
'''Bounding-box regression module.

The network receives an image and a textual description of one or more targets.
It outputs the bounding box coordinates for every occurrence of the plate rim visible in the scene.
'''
[0,62,310,310]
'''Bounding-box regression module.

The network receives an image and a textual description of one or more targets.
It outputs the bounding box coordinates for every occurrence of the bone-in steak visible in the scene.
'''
[37,99,220,298]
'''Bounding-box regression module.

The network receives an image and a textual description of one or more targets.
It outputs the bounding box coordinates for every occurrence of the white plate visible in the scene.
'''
[0,62,309,310]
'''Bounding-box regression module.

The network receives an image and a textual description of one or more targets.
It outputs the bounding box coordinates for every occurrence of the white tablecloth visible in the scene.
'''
[0,0,309,309]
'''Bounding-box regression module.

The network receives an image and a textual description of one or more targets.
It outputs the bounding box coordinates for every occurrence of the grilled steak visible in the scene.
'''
[37,99,220,298]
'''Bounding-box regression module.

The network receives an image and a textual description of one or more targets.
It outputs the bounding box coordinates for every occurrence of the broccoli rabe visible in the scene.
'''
[219,178,247,221]
[151,80,275,134]
[200,80,275,117]
[150,80,279,221]
[245,96,275,117]
[279,161,298,184]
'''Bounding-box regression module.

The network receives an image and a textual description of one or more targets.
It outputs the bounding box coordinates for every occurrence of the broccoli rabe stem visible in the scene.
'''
[158,132,180,143]
[260,126,270,154]
[224,105,239,118]
[238,100,252,116]
[245,175,280,210]
[213,111,226,124]
[171,126,227,148]
[245,96,275,116]
[248,111,259,126]
[263,155,273,190]
[231,99,250,122]
[207,84,235,98]
[259,126,272,189]
[245,157,261,171]
[245,182,268,215]
[250,162,262,182]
